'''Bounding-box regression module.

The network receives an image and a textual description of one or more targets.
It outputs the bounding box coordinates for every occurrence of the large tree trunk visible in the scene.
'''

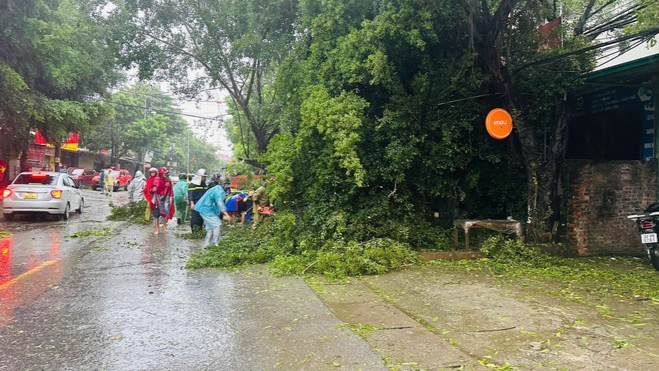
[233,95,271,156]
[251,121,269,154]
[468,0,571,241]
[503,95,571,242]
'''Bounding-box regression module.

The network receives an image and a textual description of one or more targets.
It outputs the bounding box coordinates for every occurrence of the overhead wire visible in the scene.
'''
[512,26,659,76]
[98,100,229,122]
[592,37,649,69]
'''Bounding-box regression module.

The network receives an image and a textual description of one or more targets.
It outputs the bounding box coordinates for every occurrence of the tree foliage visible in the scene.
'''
[83,83,194,167]
[258,0,517,253]
[0,0,119,158]
[102,0,299,156]
[260,0,658,249]
[98,0,657,258]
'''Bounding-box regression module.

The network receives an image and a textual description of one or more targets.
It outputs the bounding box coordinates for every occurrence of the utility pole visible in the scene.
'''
[187,132,190,174]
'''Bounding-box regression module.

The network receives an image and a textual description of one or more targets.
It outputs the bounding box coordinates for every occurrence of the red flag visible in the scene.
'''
[35,130,51,146]
[538,18,562,50]
[35,130,79,151]
[62,133,79,151]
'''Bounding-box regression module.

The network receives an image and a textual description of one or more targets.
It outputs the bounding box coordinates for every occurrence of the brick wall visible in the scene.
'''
[565,160,657,255]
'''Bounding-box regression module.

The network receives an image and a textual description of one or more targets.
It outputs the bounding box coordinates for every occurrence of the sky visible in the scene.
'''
[158,84,234,159]
[118,61,234,159]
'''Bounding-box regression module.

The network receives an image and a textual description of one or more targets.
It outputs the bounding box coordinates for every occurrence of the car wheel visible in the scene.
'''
[125,181,130,191]
[77,198,84,214]
[114,182,120,192]
[61,203,70,221]
[3,214,14,221]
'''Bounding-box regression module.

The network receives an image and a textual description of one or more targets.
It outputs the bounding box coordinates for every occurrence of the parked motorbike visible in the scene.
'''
[627,202,659,271]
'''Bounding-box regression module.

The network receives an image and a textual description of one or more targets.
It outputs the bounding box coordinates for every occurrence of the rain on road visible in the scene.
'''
[0,190,384,370]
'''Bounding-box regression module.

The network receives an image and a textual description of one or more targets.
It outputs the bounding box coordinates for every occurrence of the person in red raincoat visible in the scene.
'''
[144,167,175,234]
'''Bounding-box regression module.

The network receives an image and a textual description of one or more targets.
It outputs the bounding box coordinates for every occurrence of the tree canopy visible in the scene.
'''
[102,0,299,156]
[82,83,221,172]
[0,0,120,158]
[264,0,658,246]
[98,0,658,249]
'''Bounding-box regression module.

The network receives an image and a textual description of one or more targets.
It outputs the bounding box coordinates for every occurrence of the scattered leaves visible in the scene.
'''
[67,227,113,238]
[107,200,149,224]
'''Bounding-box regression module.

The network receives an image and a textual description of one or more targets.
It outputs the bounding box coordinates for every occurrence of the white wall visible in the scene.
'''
[595,36,659,71]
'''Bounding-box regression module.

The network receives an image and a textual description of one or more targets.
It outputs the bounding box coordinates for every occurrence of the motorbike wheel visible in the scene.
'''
[650,247,659,271]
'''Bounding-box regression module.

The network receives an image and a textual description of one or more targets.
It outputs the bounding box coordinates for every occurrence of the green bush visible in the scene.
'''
[480,235,553,268]
[107,201,149,224]
[186,223,272,269]
[187,216,418,278]
[406,219,454,251]
[314,238,418,279]
[321,203,454,252]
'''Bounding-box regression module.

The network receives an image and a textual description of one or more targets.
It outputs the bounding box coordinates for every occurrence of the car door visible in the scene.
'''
[62,175,80,210]
[84,169,96,185]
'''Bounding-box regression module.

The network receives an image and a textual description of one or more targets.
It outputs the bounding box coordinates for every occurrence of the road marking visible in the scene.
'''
[0,260,57,289]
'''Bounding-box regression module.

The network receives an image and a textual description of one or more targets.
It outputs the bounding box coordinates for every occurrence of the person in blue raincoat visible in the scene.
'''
[193,173,232,246]
[225,191,250,225]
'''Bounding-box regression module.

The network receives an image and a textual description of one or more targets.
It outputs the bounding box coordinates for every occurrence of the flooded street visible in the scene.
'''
[0,190,383,370]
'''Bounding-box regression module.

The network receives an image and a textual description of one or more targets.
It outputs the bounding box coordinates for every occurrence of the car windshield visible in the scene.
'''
[13,173,59,186]
[71,169,84,175]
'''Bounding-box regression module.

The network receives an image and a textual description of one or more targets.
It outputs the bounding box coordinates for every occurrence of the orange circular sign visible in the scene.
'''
[485,108,513,139]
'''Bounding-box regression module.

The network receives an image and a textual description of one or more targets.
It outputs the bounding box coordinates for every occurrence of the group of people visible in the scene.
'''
[99,167,117,196]
[126,167,272,247]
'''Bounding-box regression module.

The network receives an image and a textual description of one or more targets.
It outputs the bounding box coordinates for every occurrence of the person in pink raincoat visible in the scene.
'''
[145,167,175,234]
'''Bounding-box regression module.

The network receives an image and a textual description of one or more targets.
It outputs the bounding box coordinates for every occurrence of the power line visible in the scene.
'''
[145,92,226,104]
[512,26,659,76]
[103,101,229,122]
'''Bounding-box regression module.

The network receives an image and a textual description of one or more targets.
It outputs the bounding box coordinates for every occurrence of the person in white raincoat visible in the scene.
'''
[127,170,147,202]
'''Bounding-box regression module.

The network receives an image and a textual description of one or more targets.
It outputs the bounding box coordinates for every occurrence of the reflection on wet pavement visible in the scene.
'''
[0,233,63,329]
[0,189,117,331]
[0,190,384,370]
[0,236,11,284]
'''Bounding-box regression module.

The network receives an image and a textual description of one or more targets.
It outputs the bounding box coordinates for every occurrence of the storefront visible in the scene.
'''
[25,144,55,171]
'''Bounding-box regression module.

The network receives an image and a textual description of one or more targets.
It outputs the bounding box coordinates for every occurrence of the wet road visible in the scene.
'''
[0,190,384,370]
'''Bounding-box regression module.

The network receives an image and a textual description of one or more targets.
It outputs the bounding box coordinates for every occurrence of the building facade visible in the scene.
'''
[564,54,658,254]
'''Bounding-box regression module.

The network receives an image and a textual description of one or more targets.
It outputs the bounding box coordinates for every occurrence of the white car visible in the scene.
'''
[1,171,84,221]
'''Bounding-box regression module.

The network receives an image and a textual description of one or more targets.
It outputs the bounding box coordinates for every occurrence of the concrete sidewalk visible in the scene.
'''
[313,277,476,369]
[311,263,659,370]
